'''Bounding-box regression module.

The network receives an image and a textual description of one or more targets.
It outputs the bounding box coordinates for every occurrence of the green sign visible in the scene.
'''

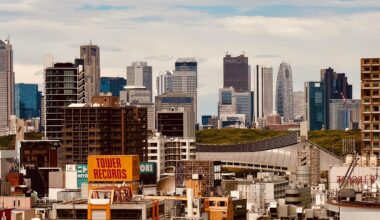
[140,162,155,174]
[76,164,88,188]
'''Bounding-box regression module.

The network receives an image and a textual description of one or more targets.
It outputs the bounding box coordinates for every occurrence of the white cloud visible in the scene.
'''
[1,1,378,118]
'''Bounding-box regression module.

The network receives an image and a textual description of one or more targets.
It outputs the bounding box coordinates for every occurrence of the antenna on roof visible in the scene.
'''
[5,35,10,43]
[90,40,92,45]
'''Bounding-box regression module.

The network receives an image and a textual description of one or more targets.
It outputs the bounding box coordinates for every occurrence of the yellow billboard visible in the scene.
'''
[88,155,140,182]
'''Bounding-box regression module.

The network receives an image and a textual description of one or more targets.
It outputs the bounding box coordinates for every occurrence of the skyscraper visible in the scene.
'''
[275,62,293,121]
[173,58,198,120]
[127,61,152,101]
[80,43,100,104]
[120,86,155,131]
[320,67,352,129]
[223,54,250,92]
[218,87,237,116]
[305,82,325,131]
[0,38,14,130]
[44,59,85,140]
[361,58,380,156]
[100,76,126,96]
[15,83,40,120]
[253,65,273,122]
[293,91,305,120]
[156,70,173,96]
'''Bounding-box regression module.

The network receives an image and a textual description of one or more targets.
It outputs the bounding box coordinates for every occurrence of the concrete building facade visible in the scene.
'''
[0,38,14,131]
[127,61,153,102]
[223,54,250,92]
[254,65,273,122]
[156,70,173,96]
[173,58,198,120]
[44,60,85,140]
[80,44,100,104]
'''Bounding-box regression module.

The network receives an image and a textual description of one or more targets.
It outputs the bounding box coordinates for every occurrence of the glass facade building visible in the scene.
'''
[275,62,294,121]
[305,82,325,131]
[100,77,126,96]
[15,83,40,120]
[320,67,352,129]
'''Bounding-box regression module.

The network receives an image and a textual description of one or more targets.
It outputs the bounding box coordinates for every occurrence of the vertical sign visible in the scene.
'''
[76,164,88,188]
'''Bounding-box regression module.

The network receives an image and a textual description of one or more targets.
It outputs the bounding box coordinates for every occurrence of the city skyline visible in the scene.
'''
[2,0,379,117]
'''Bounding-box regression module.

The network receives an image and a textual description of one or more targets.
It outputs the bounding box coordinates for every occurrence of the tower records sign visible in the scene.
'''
[88,155,140,182]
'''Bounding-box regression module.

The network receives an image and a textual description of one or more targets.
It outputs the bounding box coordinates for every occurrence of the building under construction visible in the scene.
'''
[60,96,148,166]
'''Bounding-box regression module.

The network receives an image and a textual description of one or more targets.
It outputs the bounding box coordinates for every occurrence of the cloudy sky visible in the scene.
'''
[2,0,380,117]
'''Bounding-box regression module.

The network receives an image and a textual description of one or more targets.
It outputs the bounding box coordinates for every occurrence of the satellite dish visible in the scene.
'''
[364,184,368,190]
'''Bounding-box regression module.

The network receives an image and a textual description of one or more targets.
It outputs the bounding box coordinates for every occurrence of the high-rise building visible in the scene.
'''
[320,67,352,129]
[0,38,14,130]
[61,96,148,166]
[120,86,155,130]
[173,58,198,120]
[15,83,40,120]
[218,87,237,116]
[293,91,305,120]
[100,77,126,96]
[223,54,250,92]
[156,70,173,96]
[253,65,273,122]
[305,82,325,131]
[44,60,85,140]
[361,58,380,156]
[329,99,360,130]
[127,61,152,101]
[157,110,195,138]
[80,43,100,103]
[155,93,195,114]
[218,87,253,127]
[236,91,254,127]
[275,62,293,121]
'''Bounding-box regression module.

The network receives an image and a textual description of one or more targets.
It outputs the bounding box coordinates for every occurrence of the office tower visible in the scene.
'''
[100,76,126,96]
[120,86,155,130]
[361,58,380,156]
[320,67,352,129]
[0,38,14,130]
[156,70,173,96]
[44,59,85,140]
[127,61,152,101]
[236,91,254,127]
[61,96,148,166]
[218,87,253,127]
[155,92,195,113]
[218,87,237,116]
[329,99,360,130]
[173,58,198,119]
[275,62,294,121]
[293,91,305,120]
[15,83,39,120]
[305,82,325,131]
[157,110,195,138]
[223,54,250,92]
[80,43,100,104]
[253,65,273,122]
